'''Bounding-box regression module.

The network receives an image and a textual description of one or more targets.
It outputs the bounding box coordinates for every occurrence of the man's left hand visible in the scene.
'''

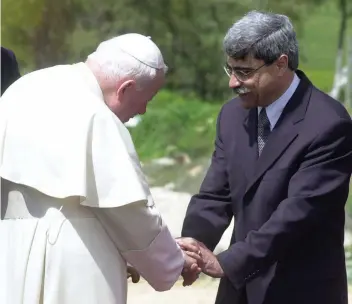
[197,241,224,278]
[176,237,224,279]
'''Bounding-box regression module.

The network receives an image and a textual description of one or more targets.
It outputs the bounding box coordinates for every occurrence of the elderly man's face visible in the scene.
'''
[225,55,285,109]
[113,72,165,122]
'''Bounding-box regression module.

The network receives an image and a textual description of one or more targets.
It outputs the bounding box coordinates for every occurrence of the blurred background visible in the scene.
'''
[2,0,352,302]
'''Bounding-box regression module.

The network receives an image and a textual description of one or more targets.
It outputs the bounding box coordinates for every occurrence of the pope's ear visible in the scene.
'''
[117,80,136,98]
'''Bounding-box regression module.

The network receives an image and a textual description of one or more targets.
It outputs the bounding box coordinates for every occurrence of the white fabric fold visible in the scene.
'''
[91,201,185,291]
[0,61,186,302]
[0,62,149,209]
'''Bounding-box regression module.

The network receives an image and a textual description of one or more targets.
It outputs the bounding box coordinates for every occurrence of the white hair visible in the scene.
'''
[87,33,168,88]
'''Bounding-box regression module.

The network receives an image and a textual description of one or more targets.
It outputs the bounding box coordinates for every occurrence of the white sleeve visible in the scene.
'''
[84,111,184,290]
[82,111,152,208]
[91,201,185,291]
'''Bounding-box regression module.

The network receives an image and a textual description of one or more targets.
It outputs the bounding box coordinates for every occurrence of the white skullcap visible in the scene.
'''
[97,33,165,70]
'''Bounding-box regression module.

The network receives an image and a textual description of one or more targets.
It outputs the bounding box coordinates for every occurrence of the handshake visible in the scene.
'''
[176,237,224,286]
[127,237,224,287]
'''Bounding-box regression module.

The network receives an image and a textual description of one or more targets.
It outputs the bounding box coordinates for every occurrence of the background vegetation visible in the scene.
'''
[2,0,351,100]
[2,0,352,267]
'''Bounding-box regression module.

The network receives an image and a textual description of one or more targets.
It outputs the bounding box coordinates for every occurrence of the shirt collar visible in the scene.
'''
[258,73,300,130]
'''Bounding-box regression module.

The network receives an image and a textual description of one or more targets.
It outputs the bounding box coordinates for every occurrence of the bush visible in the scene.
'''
[129,90,222,161]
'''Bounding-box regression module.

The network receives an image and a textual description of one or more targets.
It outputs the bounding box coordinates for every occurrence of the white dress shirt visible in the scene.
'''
[258,73,300,130]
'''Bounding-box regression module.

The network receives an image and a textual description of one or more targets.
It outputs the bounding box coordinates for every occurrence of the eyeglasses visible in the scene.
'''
[223,62,267,82]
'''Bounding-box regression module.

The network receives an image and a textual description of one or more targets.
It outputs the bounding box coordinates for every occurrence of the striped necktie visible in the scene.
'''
[257,108,271,156]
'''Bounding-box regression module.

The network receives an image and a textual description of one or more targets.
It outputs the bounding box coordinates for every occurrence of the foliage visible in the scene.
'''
[2,0,83,70]
[129,90,222,161]
[69,0,343,100]
[3,0,350,101]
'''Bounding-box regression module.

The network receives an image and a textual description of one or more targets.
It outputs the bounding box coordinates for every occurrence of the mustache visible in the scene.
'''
[233,87,251,95]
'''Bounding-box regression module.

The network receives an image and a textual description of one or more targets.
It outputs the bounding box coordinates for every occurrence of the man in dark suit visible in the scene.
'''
[177,11,352,304]
[1,47,21,96]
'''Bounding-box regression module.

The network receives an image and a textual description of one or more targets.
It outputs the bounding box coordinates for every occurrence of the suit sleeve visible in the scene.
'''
[181,107,233,251]
[217,119,352,289]
[8,50,21,81]
[1,48,21,95]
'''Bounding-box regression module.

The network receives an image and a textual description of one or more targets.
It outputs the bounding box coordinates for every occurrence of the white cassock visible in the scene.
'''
[0,63,185,304]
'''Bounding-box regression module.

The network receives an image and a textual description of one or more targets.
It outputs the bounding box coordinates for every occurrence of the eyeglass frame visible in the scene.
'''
[223,62,269,82]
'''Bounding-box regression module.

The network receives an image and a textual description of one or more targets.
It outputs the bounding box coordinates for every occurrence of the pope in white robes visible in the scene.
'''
[0,33,201,304]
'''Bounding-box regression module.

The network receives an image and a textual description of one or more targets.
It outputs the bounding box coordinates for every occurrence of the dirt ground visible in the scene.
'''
[128,278,352,304]
[127,277,219,304]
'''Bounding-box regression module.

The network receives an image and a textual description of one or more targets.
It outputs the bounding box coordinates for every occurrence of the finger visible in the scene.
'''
[179,243,200,254]
[131,273,140,283]
[182,265,200,283]
[190,263,202,273]
[182,276,194,286]
[183,279,193,287]
[176,238,199,250]
[183,279,194,287]
[184,254,204,270]
[176,237,198,245]
[184,251,202,262]
[197,241,207,249]
[130,268,140,283]
[184,255,197,268]
[182,272,198,286]
[127,266,140,283]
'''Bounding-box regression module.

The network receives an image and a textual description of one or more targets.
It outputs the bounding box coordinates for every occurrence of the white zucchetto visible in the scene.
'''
[94,33,165,70]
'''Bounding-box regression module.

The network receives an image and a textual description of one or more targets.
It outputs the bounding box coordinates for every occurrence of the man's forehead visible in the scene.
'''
[226,56,258,68]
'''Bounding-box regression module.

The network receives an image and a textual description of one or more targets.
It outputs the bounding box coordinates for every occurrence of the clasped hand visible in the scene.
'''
[178,237,203,287]
[127,238,224,287]
[176,237,224,287]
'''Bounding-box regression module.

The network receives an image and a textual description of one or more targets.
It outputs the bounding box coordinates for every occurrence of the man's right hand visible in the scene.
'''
[177,237,204,286]
[182,252,203,286]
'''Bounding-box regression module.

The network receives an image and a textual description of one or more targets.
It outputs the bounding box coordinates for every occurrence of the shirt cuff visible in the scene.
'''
[122,225,184,291]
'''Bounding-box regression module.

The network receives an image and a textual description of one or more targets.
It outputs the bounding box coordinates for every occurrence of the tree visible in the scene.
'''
[330,0,352,100]
[2,0,332,100]
[2,0,83,70]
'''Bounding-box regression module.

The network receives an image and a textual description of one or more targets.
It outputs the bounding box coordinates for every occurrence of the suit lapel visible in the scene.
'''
[235,107,258,182]
[244,71,312,196]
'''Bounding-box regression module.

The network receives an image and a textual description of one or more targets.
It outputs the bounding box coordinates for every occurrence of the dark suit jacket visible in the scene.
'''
[1,47,21,96]
[182,71,352,304]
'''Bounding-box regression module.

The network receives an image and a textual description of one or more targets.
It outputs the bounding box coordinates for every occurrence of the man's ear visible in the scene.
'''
[276,54,288,76]
[117,80,136,97]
